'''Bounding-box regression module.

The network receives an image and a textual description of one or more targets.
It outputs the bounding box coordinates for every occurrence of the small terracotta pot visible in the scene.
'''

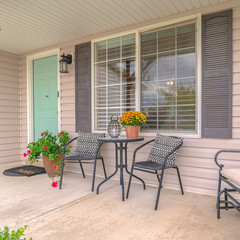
[42,154,62,178]
[125,125,140,138]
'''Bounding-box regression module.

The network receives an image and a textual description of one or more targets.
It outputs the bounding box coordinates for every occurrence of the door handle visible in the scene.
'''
[46,95,48,98]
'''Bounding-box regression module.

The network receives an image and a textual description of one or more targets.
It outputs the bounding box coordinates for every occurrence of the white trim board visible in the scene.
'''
[26,48,61,143]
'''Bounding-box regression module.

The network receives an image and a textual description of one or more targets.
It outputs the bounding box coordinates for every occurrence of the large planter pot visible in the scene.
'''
[42,154,62,178]
[125,125,140,138]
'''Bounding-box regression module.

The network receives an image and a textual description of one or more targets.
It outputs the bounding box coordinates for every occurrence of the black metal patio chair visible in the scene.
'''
[215,150,240,219]
[126,134,184,210]
[59,132,107,191]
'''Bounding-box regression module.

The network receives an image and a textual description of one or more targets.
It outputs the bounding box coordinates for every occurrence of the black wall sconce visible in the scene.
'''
[59,53,72,73]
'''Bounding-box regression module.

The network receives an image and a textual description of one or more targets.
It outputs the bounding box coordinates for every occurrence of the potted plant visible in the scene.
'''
[23,130,71,187]
[119,111,146,138]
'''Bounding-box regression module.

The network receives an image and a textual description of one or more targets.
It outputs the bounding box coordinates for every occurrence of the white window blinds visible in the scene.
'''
[94,34,136,131]
[140,23,197,132]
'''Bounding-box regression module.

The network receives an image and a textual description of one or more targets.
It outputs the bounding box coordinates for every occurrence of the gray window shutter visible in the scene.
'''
[202,10,232,138]
[75,42,91,132]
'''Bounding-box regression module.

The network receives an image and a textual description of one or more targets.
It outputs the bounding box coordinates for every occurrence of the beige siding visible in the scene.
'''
[0,51,20,164]
[60,46,76,135]
[20,3,240,196]
[20,56,27,159]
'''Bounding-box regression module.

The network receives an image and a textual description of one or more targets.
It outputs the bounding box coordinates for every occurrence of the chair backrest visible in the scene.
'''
[147,134,183,167]
[74,132,105,157]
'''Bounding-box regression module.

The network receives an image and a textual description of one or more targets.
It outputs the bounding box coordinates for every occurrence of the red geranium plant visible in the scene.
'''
[23,130,71,187]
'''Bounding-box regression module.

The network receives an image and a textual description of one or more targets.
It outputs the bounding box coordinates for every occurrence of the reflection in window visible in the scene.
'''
[141,23,196,132]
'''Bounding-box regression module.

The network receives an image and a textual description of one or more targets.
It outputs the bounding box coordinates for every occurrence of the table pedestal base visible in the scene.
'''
[97,142,145,201]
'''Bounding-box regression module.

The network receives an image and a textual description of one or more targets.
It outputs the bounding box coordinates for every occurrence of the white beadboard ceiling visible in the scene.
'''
[0,0,229,54]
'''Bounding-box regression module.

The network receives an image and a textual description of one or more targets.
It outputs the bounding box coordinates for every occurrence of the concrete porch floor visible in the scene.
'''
[0,163,239,240]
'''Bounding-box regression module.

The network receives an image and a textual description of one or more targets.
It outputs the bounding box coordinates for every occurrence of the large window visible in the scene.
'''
[94,34,136,131]
[141,23,196,132]
[93,22,197,134]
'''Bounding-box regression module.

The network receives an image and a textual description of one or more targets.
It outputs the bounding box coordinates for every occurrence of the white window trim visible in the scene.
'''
[26,48,61,143]
[91,14,202,138]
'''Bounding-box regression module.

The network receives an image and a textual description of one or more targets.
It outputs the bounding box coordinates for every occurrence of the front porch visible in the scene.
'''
[1,0,240,239]
[1,162,239,240]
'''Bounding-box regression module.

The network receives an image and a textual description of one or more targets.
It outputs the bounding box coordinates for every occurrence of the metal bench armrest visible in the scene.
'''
[215,150,240,170]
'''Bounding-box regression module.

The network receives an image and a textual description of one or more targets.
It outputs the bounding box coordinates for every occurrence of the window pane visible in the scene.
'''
[95,109,106,130]
[96,86,106,108]
[177,24,195,49]
[177,78,196,105]
[158,106,176,130]
[142,55,157,82]
[122,83,135,108]
[141,32,157,55]
[108,60,120,85]
[141,23,197,133]
[122,58,135,84]
[122,35,135,58]
[177,48,195,78]
[108,85,121,107]
[94,34,136,131]
[141,107,158,130]
[95,41,106,62]
[141,81,158,107]
[177,105,196,131]
[107,37,120,60]
[158,52,175,80]
[95,63,106,86]
[158,79,176,106]
[158,28,175,52]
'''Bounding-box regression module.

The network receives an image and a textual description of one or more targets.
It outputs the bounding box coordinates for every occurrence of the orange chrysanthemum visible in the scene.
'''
[119,111,146,126]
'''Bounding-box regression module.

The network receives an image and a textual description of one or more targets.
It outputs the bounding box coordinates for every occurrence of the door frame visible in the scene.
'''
[27,48,61,143]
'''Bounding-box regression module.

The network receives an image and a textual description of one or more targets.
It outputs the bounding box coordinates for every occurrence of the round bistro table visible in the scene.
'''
[96,137,144,201]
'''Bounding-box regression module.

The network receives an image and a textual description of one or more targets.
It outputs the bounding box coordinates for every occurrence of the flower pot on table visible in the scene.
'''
[125,125,140,138]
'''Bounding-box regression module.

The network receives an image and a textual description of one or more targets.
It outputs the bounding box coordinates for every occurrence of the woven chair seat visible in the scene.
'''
[134,161,174,170]
[64,155,102,161]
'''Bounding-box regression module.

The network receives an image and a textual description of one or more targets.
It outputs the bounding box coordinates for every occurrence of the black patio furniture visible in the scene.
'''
[59,132,107,191]
[215,150,240,219]
[96,137,144,201]
[126,134,184,210]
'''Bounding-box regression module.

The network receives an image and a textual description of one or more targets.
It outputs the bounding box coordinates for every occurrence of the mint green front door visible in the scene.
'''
[33,55,58,140]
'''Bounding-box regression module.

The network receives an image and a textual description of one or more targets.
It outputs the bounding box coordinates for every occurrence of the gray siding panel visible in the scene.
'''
[75,42,91,132]
[202,10,233,138]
